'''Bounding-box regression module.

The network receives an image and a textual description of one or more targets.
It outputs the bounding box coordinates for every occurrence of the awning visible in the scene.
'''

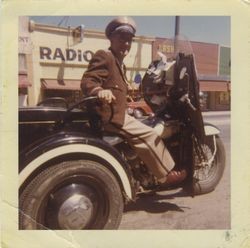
[199,81,230,92]
[41,79,81,90]
[19,74,31,88]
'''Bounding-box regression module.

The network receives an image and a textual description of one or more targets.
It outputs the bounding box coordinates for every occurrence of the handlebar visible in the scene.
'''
[67,96,99,112]
[37,97,69,108]
[179,94,197,111]
[67,96,114,124]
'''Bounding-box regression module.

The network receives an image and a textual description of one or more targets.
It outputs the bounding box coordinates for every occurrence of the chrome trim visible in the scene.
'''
[19,144,132,199]
[58,194,93,229]
[204,125,220,135]
[207,135,217,166]
[19,120,88,124]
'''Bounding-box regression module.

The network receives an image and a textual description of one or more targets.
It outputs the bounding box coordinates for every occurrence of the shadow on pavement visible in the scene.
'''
[124,189,191,214]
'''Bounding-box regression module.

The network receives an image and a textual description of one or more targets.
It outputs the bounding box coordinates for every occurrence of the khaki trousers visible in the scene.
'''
[105,114,175,179]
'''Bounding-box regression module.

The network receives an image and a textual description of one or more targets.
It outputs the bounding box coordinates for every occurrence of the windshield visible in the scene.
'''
[152,34,193,61]
[141,34,196,113]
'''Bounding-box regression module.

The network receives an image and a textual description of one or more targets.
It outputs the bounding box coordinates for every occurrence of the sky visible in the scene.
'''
[30,16,230,47]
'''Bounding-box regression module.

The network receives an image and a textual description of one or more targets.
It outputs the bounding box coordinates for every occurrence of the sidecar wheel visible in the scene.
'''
[19,160,124,230]
[192,136,226,195]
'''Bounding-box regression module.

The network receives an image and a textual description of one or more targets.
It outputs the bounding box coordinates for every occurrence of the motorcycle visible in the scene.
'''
[18,39,226,230]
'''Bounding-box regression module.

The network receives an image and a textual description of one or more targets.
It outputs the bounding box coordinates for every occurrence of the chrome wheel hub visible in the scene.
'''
[58,194,93,229]
[46,183,98,229]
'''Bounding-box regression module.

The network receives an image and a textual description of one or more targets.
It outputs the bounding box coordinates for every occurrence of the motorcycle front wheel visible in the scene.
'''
[192,135,226,195]
[19,160,124,230]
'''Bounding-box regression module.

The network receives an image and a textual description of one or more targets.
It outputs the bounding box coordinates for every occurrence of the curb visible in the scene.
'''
[202,111,230,116]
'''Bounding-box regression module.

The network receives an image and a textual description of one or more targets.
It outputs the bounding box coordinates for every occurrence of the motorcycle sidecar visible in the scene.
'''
[19,101,134,230]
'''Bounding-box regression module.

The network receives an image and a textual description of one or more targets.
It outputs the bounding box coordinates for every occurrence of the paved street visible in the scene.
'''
[119,111,230,229]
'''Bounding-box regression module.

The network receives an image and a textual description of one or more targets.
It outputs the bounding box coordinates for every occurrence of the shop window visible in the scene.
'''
[219,92,230,105]
[19,53,27,73]
[19,88,28,107]
[200,92,209,110]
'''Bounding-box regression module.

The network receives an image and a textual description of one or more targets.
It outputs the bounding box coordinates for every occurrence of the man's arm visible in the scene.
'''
[81,50,109,95]
[81,50,115,103]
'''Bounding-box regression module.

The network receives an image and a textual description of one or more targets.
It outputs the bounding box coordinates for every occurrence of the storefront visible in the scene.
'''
[198,75,230,111]
[19,17,230,111]
[153,38,231,111]
[18,17,153,106]
[19,17,32,106]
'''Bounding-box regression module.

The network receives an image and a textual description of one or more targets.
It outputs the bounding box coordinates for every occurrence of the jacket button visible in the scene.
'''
[115,85,119,88]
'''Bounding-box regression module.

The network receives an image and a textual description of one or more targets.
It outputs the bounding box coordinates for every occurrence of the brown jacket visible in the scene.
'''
[81,49,128,126]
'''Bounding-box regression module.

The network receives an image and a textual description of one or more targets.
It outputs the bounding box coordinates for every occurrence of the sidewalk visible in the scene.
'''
[202,111,230,117]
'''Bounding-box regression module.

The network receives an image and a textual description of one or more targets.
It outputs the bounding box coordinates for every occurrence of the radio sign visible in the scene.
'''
[39,47,94,63]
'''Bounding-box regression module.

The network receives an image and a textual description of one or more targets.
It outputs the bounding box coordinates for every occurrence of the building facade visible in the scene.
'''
[18,17,153,106]
[19,17,230,111]
[153,37,230,111]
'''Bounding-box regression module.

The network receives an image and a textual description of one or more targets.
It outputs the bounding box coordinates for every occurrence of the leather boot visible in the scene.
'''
[160,169,187,186]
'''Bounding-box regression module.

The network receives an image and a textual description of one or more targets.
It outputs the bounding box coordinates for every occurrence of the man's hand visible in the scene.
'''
[97,89,116,104]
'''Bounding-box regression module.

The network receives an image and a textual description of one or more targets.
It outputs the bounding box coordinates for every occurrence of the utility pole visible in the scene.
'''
[174,16,180,53]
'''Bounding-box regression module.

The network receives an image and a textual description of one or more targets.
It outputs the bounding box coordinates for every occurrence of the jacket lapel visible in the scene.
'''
[114,59,128,83]
[108,48,128,86]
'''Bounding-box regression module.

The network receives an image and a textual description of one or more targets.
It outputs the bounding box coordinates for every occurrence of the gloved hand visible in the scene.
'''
[97,89,116,104]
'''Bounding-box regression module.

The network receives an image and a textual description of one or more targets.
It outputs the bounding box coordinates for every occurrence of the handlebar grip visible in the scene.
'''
[179,94,197,112]
[187,101,197,111]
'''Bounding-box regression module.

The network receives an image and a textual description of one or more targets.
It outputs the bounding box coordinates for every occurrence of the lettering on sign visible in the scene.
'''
[40,47,94,63]
[19,36,32,54]
[157,44,174,54]
[19,36,30,43]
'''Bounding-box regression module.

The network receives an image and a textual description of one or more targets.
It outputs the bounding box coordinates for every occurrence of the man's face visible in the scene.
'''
[110,32,133,60]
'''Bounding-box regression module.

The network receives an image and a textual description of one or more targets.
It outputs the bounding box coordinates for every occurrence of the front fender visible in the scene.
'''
[204,122,220,136]
[19,132,133,200]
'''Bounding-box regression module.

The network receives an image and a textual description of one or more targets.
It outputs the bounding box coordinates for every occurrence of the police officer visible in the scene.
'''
[81,16,186,185]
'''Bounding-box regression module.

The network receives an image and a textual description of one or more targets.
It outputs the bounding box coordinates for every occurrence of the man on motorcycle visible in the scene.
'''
[81,16,186,186]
